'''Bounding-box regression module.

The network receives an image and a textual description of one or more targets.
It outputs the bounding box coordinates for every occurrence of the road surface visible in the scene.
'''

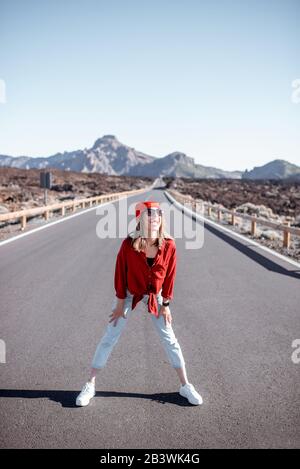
[0,187,299,448]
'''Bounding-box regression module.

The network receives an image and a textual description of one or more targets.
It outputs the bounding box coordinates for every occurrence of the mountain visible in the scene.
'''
[0,135,299,180]
[0,135,156,176]
[130,151,242,178]
[242,159,300,180]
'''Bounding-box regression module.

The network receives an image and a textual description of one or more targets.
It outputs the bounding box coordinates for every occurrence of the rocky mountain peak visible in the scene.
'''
[165,151,195,165]
[92,134,119,149]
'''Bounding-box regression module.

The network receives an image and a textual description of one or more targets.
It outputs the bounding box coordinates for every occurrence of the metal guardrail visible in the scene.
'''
[167,189,300,249]
[0,188,147,231]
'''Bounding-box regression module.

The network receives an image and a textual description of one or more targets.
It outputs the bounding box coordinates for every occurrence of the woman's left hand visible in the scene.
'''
[158,305,172,326]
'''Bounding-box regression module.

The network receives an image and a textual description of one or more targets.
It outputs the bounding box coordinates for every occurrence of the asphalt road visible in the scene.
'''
[0,186,299,449]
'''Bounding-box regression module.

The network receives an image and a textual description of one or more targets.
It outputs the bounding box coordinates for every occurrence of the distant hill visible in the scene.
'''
[0,135,156,176]
[1,135,299,180]
[130,151,242,179]
[242,159,300,180]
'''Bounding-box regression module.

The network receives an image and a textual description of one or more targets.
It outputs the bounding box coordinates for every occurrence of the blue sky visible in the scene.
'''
[0,0,299,171]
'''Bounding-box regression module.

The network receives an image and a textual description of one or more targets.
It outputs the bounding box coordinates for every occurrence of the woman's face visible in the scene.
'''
[140,208,162,235]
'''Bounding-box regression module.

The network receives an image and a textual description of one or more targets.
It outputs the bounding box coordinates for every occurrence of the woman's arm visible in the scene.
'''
[114,240,128,300]
[161,243,177,301]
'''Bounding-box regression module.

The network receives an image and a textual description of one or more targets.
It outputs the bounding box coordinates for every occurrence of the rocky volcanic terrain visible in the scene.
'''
[1,168,300,263]
[165,177,300,219]
[0,167,153,240]
[164,177,300,263]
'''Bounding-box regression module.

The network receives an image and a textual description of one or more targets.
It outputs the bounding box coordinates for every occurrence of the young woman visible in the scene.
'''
[76,200,203,406]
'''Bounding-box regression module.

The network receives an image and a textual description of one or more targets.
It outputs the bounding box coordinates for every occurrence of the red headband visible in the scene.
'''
[135,201,160,219]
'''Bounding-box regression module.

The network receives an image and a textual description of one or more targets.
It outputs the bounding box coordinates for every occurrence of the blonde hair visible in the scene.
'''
[127,209,174,253]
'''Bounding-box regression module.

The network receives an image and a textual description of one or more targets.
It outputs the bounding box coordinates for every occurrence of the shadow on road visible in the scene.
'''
[201,222,300,280]
[0,389,194,408]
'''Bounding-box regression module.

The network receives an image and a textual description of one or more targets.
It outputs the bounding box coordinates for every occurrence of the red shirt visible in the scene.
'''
[114,236,177,317]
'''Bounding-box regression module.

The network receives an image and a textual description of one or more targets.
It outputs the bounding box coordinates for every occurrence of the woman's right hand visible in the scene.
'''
[109,304,126,327]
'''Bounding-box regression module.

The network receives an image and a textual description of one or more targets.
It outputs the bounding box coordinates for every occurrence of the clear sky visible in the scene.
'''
[0,0,299,171]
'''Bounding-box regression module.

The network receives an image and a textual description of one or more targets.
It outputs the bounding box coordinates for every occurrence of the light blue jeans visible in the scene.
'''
[91,288,186,370]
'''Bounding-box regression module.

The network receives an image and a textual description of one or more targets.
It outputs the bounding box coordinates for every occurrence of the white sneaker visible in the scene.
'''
[179,383,203,405]
[76,381,96,406]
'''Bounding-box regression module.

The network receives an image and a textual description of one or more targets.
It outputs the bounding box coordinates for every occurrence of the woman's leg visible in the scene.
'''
[76,295,134,405]
[174,365,189,386]
[150,309,189,385]
[88,296,133,383]
[88,367,99,384]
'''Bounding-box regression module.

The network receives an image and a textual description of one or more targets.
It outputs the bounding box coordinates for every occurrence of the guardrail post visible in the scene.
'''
[61,206,65,216]
[218,208,222,221]
[21,214,27,230]
[251,214,257,236]
[231,209,236,225]
[283,220,291,249]
[207,206,211,217]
